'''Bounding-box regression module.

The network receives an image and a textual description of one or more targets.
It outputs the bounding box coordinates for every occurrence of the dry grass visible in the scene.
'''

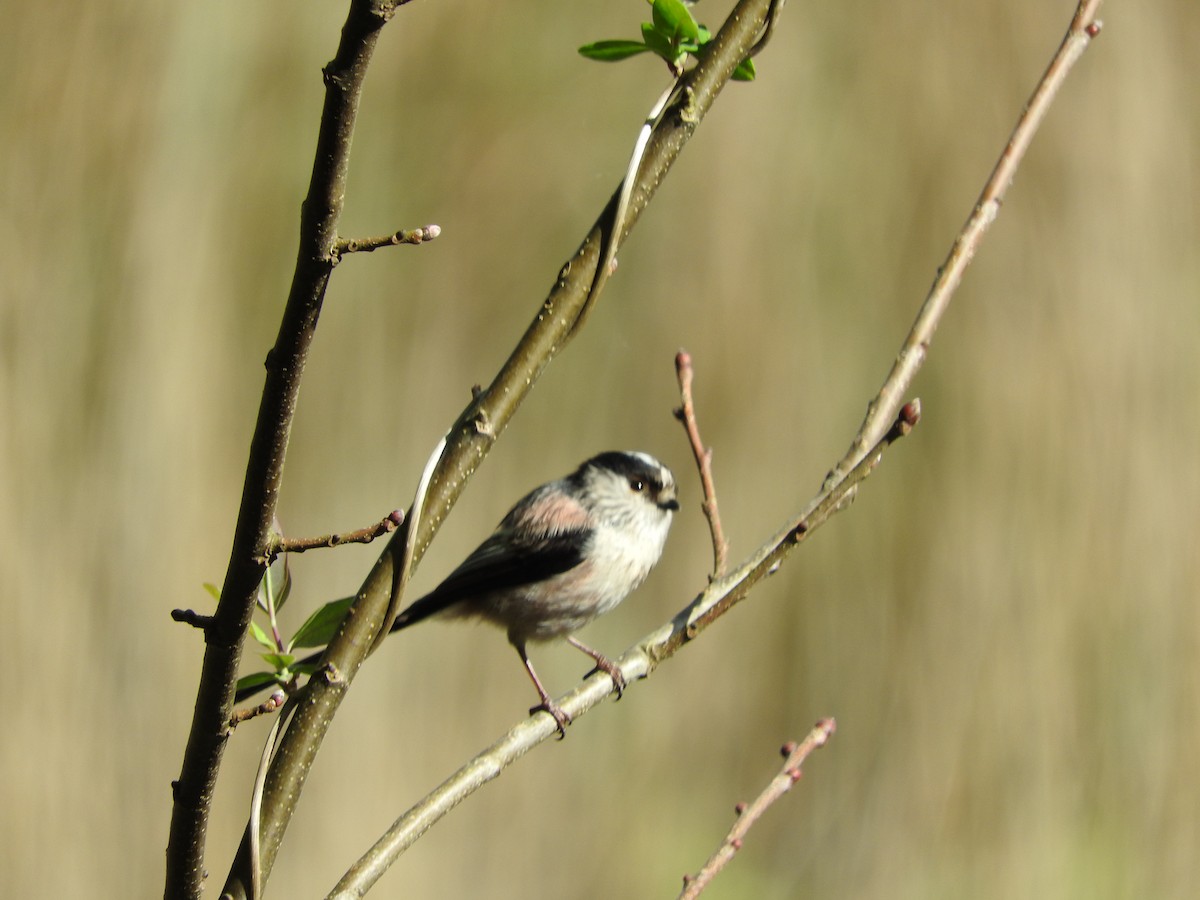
[3,1,1198,896]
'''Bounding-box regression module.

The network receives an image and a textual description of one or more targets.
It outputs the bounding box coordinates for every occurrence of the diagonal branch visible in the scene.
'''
[825,0,1104,489]
[679,720,836,899]
[219,1,784,896]
[165,2,401,897]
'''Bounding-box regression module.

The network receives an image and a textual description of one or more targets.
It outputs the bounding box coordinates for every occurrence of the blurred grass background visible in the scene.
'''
[3,1,1197,896]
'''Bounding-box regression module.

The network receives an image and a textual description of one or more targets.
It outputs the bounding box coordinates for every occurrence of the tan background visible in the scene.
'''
[3,1,1197,896]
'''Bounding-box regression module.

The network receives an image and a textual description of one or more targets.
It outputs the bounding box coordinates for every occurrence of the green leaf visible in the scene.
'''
[290,596,355,650]
[732,56,757,81]
[202,582,221,603]
[261,652,296,671]
[578,39,652,62]
[248,619,277,652]
[236,671,283,694]
[641,22,679,64]
[274,557,292,611]
[651,0,700,43]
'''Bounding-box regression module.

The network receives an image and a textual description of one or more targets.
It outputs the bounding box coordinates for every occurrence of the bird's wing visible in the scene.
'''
[391,503,589,631]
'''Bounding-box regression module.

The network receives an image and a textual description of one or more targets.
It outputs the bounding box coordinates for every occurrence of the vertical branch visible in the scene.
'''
[674,350,728,578]
[164,2,398,897]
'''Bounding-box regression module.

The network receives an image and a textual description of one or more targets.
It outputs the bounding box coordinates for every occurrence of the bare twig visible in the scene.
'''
[228,691,288,730]
[266,510,403,561]
[326,406,915,897]
[679,719,836,899]
[830,0,1099,494]
[332,224,440,258]
[171,608,214,630]
[825,0,1104,491]
[674,350,728,578]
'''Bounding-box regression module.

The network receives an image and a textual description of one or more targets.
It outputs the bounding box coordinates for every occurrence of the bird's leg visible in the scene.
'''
[566,636,626,698]
[514,641,570,739]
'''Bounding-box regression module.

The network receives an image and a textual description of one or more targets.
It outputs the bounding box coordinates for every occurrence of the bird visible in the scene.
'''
[243,451,679,735]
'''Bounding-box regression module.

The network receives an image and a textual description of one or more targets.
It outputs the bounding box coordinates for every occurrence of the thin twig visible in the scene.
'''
[674,350,728,578]
[267,511,403,561]
[326,406,916,897]
[332,224,441,258]
[825,0,1104,490]
[228,691,288,730]
[679,719,836,899]
[171,608,214,630]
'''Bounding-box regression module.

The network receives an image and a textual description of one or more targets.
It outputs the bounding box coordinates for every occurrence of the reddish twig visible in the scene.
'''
[332,224,441,258]
[266,510,403,562]
[228,691,288,730]
[826,0,1104,490]
[679,719,836,899]
[674,350,729,578]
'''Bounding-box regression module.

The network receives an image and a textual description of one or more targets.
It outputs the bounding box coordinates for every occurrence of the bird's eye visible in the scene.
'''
[630,479,645,492]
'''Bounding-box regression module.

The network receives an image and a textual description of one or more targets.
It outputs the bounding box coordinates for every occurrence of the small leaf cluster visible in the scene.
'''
[579,0,756,80]
[205,558,354,697]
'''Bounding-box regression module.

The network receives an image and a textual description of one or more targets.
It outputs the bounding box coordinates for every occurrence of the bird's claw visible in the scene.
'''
[588,654,626,699]
[531,700,572,739]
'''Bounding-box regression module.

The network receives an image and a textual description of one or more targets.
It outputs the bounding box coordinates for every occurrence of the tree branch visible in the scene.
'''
[267,511,403,561]
[332,224,440,258]
[164,2,399,897]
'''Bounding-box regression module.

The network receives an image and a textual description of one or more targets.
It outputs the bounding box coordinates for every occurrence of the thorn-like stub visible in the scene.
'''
[781,741,798,757]
[472,408,495,437]
[734,801,747,815]
[1085,20,1102,38]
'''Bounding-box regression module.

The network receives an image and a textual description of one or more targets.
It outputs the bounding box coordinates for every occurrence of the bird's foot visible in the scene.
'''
[530,699,572,739]
[587,653,627,699]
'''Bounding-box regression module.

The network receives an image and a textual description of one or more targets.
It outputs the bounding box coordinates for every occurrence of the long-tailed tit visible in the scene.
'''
[388,450,678,734]
[238,452,678,734]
